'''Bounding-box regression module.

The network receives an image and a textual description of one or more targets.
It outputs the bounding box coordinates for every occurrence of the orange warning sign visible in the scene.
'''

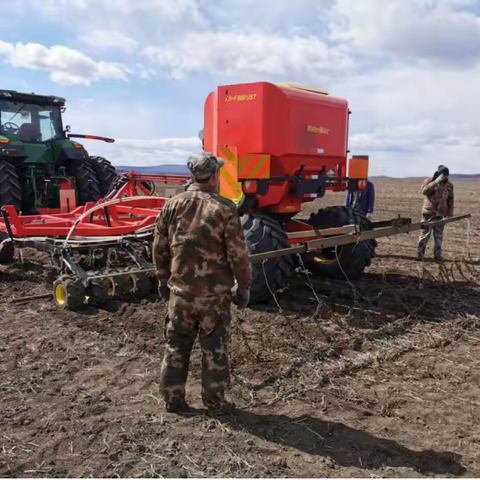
[348,155,369,179]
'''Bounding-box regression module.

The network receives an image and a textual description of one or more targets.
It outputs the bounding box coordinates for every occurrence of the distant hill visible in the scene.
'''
[116,164,190,175]
[372,174,480,180]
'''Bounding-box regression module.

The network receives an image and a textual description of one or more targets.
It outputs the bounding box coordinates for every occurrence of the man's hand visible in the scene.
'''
[366,213,373,220]
[158,284,170,303]
[434,174,445,184]
[231,284,250,309]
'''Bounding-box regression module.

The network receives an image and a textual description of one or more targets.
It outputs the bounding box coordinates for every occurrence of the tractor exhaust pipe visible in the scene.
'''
[67,134,115,143]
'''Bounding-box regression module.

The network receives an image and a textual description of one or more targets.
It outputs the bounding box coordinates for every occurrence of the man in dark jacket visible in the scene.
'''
[345,180,375,219]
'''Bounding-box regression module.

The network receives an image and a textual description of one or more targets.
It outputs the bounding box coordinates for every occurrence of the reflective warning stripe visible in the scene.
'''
[219,146,243,203]
[238,153,270,179]
[305,174,319,179]
[305,193,318,198]
[348,156,369,179]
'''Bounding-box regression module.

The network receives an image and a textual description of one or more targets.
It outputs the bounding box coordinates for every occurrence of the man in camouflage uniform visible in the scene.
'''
[153,152,252,415]
[417,165,454,261]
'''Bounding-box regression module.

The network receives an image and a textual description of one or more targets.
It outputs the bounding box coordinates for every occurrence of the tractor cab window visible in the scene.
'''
[0,101,62,143]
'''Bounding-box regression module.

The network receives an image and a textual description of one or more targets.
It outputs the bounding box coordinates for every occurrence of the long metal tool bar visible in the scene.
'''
[84,214,471,281]
[248,214,471,263]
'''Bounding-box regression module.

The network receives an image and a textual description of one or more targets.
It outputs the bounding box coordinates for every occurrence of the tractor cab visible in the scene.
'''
[0,90,117,214]
[0,91,65,144]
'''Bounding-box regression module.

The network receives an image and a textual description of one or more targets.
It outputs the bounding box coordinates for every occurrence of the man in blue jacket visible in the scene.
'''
[346,180,375,219]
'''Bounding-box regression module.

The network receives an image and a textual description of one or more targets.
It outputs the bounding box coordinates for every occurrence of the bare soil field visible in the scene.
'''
[1,178,479,478]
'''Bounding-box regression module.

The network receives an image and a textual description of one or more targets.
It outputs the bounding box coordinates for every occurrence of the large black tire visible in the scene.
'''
[306,206,377,280]
[67,159,101,205]
[0,232,14,264]
[0,161,22,211]
[242,213,294,304]
[89,156,117,197]
[236,194,256,215]
[0,161,21,264]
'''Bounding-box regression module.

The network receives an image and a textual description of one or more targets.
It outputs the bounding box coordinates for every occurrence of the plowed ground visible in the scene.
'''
[1,178,479,478]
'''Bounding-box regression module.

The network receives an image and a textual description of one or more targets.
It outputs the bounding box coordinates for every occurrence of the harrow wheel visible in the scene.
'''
[87,276,110,307]
[130,272,153,298]
[53,276,86,311]
[105,274,130,299]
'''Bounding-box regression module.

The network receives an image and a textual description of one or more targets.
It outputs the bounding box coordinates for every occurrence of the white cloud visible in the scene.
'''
[0,39,130,85]
[112,137,201,165]
[18,0,202,17]
[80,30,138,53]
[79,137,201,166]
[63,99,202,166]
[328,0,480,64]
[336,61,480,176]
[144,31,352,82]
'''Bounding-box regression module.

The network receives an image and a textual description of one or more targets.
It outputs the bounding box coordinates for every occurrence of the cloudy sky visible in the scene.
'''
[1,0,479,176]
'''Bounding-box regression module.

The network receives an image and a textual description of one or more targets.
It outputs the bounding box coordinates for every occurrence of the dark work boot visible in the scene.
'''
[207,401,235,417]
[165,398,189,414]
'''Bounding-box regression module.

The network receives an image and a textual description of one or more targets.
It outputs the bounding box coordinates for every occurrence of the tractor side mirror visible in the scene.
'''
[65,125,71,132]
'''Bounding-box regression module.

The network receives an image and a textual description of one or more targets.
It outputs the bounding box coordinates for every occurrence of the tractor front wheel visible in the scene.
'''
[89,156,117,197]
[67,159,101,205]
[305,206,377,280]
[242,213,294,304]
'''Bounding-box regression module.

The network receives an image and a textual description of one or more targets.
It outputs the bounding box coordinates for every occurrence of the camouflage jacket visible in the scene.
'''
[421,177,454,217]
[153,183,252,297]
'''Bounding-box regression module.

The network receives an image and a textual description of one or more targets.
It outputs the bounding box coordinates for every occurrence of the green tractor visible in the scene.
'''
[0,89,117,214]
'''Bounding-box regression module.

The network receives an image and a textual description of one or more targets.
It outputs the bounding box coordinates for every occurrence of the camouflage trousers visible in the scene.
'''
[418,215,445,258]
[160,292,232,409]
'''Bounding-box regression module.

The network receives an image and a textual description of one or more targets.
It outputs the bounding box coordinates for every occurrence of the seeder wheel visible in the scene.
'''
[53,276,86,311]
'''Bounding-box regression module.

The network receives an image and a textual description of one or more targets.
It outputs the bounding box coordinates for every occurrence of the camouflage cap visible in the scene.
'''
[187,152,224,180]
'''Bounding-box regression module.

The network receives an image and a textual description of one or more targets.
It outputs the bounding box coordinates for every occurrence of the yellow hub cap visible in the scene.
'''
[314,255,338,265]
[55,283,67,305]
[107,278,114,297]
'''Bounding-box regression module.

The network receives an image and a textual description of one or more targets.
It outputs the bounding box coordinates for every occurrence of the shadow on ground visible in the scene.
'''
[257,269,480,323]
[192,408,466,475]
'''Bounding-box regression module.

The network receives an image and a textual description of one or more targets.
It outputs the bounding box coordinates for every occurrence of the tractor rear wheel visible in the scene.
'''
[67,159,101,205]
[0,161,22,211]
[89,156,117,197]
[305,206,377,280]
[242,213,294,304]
